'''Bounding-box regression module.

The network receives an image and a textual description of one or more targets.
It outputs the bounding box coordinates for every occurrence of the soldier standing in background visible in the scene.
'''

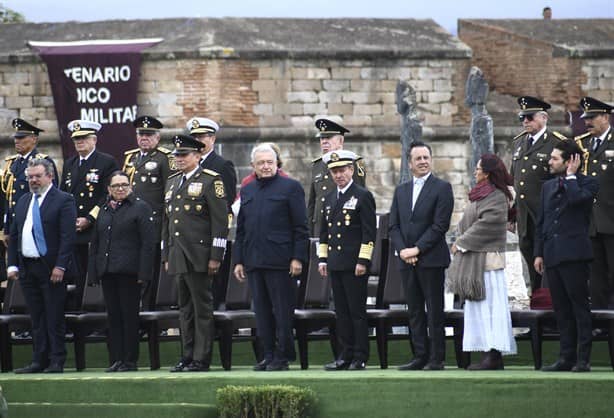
[577,97,614,311]
[509,96,566,293]
[308,118,366,237]
[122,116,174,309]
[61,120,119,309]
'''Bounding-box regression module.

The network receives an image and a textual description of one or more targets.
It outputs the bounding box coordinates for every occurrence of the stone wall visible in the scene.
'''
[582,59,614,104]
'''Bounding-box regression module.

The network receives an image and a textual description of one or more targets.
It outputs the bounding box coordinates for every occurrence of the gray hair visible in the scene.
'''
[27,158,54,177]
[250,143,278,163]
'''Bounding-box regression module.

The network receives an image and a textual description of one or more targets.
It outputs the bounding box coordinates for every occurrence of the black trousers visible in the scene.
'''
[101,274,141,364]
[590,233,614,309]
[519,214,543,291]
[248,268,296,363]
[140,245,161,310]
[66,243,88,311]
[330,270,369,362]
[20,257,66,366]
[175,270,214,364]
[401,266,445,363]
[546,261,592,364]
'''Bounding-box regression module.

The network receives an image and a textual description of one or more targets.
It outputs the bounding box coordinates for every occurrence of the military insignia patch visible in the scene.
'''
[168,156,177,171]
[145,161,157,171]
[605,150,614,159]
[356,159,366,177]
[187,182,203,196]
[214,180,226,198]
[343,196,358,210]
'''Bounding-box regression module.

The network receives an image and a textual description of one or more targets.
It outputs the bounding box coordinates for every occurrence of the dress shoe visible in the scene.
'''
[397,359,427,371]
[117,362,138,372]
[184,360,210,372]
[14,363,43,374]
[43,364,64,373]
[266,360,289,371]
[324,359,351,371]
[572,362,591,373]
[541,360,574,372]
[253,359,271,371]
[468,350,503,371]
[423,361,445,371]
[105,361,123,372]
[169,358,192,373]
[348,360,366,370]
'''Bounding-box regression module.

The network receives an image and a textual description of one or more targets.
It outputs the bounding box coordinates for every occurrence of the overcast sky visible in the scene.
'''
[5,0,613,34]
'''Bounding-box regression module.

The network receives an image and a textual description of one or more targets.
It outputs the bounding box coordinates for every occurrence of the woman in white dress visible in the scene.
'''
[447,154,517,370]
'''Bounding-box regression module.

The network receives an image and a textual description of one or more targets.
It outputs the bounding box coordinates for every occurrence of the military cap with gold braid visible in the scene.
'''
[322,149,357,169]
[171,134,204,155]
[580,97,614,119]
[517,96,551,118]
[12,118,44,138]
[133,115,163,133]
[186,117,219,135]
[67,119,101,139]
[315,118,350,138]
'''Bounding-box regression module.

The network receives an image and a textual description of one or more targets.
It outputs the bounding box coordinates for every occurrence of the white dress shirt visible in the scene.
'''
[412,172,431,209]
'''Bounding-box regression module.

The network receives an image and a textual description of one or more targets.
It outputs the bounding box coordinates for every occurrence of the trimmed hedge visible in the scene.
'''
[217,385,317,418]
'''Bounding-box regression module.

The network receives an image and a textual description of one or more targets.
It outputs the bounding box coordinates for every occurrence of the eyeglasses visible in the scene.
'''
[109,183,130,190]
[519,114,534,122]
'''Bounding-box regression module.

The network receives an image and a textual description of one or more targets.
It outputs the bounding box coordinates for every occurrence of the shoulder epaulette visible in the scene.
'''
[574,132,591,141]
[203,168,220,177]
[34,153,48,159]
[355,155,364,161]
[158,146,172,154]
[513,130,527,140]
[4,154,18,161]
[551,131,567,141]
[168,171,182,179]
[312,156,323,163]
[124,148,139,155]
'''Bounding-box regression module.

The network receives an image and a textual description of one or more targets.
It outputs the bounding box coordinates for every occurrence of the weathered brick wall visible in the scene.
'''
[0,54,476,221]
[458,21,588,109]
[582,59,614,104]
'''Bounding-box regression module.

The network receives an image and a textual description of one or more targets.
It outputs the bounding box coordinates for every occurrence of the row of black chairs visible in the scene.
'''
[2,212,614,371]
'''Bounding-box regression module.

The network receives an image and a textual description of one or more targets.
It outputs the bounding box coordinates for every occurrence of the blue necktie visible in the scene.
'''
[32,194,47,257]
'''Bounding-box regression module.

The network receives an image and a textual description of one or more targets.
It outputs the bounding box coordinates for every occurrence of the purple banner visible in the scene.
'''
[29,39,162,163]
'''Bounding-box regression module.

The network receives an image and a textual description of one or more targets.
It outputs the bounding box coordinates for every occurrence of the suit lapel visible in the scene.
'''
[411,175,434,215]
[593,128,612,157]
[332,183,355,216]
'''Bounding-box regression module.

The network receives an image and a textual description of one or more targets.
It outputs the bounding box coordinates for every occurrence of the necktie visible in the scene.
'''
[412,178,425,209]
[179,175,187,188]
[337,190,343,200]
[526,136,534,149]
[79,158,85,167]
[32,194,47,257]
[593,137,602,152]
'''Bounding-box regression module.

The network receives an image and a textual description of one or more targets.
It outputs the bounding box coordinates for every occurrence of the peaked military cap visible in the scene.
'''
[67,119,102,139]
[172,134,204,155]
[186,117,219,135]
[323,149,357,169]
[517,96,551,117]
[315,118,350,138]
[12,118,44,138]
[133,115,163,133]
[580,97,614,119]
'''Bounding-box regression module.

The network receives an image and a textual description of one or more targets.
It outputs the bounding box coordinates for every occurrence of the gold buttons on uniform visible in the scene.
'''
[175,232,180,236]
[524,156,529,160]
[328,223,332,227]
[520,194,525,199]
[337,246,341,250]
[521,169,526,173]
[337,222,341,226]
[321,197,325,202]
[174,219,179,224]
[519,181,524,186]
[592,172,597,176]
[79,205,84,209]
[337,234,341,238]
[324,175,329,179]
[593,160,598,164]
[80,193,84,197]
[322,186,327,190]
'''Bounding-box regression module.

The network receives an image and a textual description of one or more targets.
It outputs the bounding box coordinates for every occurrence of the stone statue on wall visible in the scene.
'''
[396,80,422,184]
[465,66,494,186]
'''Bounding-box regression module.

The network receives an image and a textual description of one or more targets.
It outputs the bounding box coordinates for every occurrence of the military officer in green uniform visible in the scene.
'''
[318,150,376,371]
[308,118,366,236]
[577,97,614,310]
[122,115,174,309]
[1,118,58,234]
[162,134,229,372]
[510,96,566,292]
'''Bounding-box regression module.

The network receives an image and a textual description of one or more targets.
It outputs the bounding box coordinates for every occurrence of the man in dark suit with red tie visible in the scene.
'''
[577,97,614,311]
[389,141,454,371]
[8,159,77,373]
[60,120,118,308]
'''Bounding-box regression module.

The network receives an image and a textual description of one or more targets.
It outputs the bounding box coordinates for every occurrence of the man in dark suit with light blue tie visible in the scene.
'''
[7,159,77,373]
[535,140,599,372]
[389,141,454,371]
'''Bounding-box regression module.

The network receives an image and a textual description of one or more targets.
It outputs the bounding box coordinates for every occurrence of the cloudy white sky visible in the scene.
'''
[5,0,613,34]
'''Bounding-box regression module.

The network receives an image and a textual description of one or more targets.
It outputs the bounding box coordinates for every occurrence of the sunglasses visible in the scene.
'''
[518,114,534,122]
